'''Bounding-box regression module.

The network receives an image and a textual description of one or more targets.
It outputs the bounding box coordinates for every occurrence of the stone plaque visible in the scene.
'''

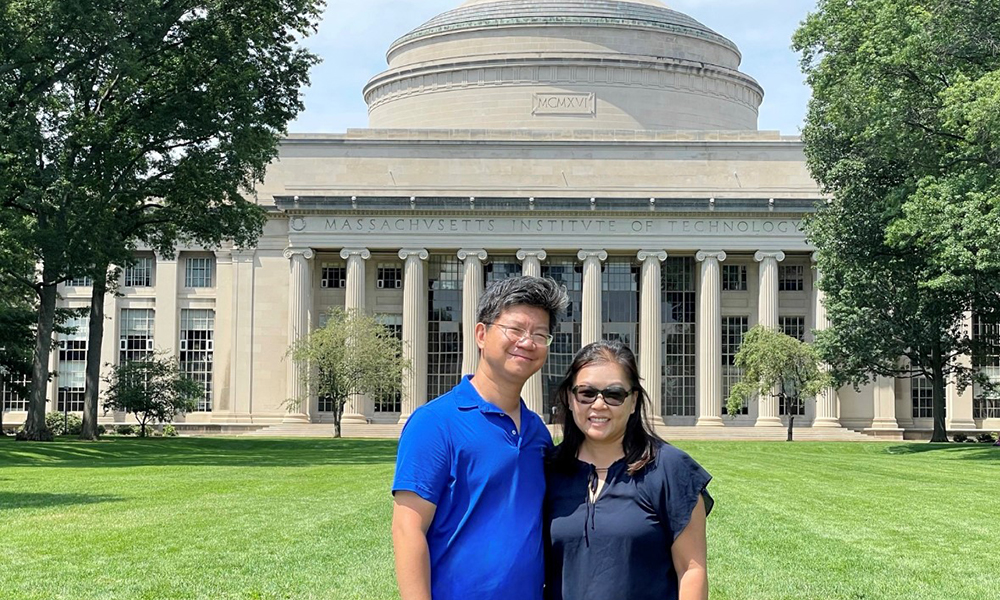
[532,93,596,117]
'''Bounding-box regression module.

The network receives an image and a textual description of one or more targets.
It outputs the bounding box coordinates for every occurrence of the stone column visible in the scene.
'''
[754,251,785,427]
[811,256,841,427]
[458,249,488,376]
[696,251,726,426]
[578,250,607,347]
[283,247,315,423]
[212,250,234,418]
[868,375,901,433]
[341,248,372,424]
[948,311,977,429]
[398,249,429,424]
[230,249,255,421]
[638,251,667,423]
[517,249,547,415]
[153,253,179,358]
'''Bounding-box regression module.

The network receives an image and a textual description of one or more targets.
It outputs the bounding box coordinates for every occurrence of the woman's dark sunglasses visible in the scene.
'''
[571,385,634,406]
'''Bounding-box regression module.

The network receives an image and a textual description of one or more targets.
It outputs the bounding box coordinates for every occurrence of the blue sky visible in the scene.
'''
[289,0,818,135]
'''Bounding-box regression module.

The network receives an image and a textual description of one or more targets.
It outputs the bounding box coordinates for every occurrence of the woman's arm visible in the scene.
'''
[671,494,709,600]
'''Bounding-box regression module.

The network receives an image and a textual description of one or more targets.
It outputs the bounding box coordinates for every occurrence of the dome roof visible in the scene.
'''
[364,0,763,131]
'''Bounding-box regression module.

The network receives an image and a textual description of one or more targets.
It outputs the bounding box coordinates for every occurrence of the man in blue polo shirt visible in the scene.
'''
[392,275,568,600]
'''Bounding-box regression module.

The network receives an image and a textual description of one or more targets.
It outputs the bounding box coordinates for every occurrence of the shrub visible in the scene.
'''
[45,412,83,436]
[97,425,107,435]
[163,424,178,437]
[952,433,968,443]
[115,424,136,436]
[976,432,997,444]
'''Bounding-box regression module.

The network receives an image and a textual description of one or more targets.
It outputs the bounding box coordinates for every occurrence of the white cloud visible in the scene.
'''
[290,0,817,134]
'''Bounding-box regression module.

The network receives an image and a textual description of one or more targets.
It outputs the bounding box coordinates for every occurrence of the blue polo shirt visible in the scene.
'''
[393,375,552,600]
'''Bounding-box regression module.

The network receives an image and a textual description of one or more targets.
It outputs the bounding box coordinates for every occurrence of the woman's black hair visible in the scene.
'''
[550,339,664,475]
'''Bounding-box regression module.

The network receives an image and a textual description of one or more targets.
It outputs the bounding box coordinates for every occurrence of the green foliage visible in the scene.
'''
[115,424,136,436]
[793,0,1000,442]
[976,432,997,444]
[952,433,968,443]
[162,424,177,437]
[44,412,83,436]
[102,353,201,438]
[724,326,832,419]
[288,308,408,437]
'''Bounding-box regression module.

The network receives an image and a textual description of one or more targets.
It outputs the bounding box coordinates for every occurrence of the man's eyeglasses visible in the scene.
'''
[487,323,554,347]
[571,385,634,406]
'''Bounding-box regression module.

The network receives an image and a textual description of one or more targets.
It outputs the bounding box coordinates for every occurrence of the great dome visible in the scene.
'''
[363,0,764,131]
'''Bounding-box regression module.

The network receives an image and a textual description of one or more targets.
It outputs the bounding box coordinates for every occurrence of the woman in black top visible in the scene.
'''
[544,340,713,600]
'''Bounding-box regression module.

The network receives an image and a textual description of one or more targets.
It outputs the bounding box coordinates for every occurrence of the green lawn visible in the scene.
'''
[0,437,996,599]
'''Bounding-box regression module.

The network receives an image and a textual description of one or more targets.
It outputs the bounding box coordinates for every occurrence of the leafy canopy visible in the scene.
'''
[102,352,202,437]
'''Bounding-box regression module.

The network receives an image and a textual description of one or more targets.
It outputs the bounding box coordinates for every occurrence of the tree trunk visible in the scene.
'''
[81,268,109,440]
[18,279,58,442]
[930,345,948,443]
[333,400,342,438]
[787,415,795,442]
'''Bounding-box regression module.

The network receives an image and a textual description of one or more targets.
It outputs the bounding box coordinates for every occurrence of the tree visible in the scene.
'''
[725,326,832,440]
[102,352,201,437]
[793,0,1000,441]
[1,0,323,440]
[288,308,408,438]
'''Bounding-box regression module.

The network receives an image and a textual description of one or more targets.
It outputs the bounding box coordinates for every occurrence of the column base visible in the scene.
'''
[812,417,842,428]
[695,416,725,427]
[754,416,784,427]
[341,414,368,425]
[282,413,310,424]
[397,413,413,426]
[946,419,978,430]
[862,427,904,440]
[869,418,900,430]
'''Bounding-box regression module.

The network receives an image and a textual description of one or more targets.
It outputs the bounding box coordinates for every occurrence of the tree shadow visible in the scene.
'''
[0,437,399,468]
[884,443,1000,462]
[0,491,124,511]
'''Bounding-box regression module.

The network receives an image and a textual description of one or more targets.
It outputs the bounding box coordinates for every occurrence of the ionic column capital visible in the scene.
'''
[695,250,727,263]
[637,250,668,263]
[577,249,608,262]
[457,248,488,261]
[754,250,786,263]
[516,249,547,262]
[398,248,429,261]
[283,247,315,261]
[340,247,371,261]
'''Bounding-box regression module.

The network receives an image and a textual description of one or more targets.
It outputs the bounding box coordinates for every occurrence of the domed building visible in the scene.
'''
[21,0,995,440]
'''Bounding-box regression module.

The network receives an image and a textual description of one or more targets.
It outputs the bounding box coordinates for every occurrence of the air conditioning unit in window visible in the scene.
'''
[119,339,127,351]
[339,279,345,287]
[206,340,214,351]
[321,279,329,288]
[395,280,402,288]
[377,280,384,289]
[146,339,154,350]
[180,340,188,351]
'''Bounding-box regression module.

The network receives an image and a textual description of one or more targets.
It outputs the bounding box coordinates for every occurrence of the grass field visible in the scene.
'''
[0,437,997,599]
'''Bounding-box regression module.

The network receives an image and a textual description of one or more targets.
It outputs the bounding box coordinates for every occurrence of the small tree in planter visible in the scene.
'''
[725,325,833,441]
[288,308,408,438]
[102,353,201,437]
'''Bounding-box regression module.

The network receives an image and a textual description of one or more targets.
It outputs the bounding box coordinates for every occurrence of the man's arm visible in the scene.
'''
[671,494,709,600]
[392,491,438,600]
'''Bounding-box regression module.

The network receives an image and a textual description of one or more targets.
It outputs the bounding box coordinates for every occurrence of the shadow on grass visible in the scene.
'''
[0,437,399,468]
[0,491,124,511]
[884,443,1000,461]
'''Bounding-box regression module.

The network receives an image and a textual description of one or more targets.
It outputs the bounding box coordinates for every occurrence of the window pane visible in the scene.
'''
[180,309,214,411]
[185,257,215,288]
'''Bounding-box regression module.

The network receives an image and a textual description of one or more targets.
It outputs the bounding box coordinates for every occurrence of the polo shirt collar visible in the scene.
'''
[454,375,527,416]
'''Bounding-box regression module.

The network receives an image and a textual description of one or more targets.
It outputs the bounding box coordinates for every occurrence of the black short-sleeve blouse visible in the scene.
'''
[543,441,713,600]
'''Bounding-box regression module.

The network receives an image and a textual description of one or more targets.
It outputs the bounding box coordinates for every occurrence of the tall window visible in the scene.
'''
[721,265,747,292]
[602,258,639,348]
[57,315,88,412]
[374,314,403,413]
[377,263,402,289]
[321,263,346,289]
[541,258,582,416]
[485,256,522,284]
[973,316,1000,419]
[662,257,696,417]
[184,256,215,288]
[779,316,806,341]
[180,309,214,411]
[1,374,30,412]
[912,376,933,418]
[778,265,805,291]
[124,256,154,287]
[722,316,749,415]
[120,308,155,363]
[427,255,463,400]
